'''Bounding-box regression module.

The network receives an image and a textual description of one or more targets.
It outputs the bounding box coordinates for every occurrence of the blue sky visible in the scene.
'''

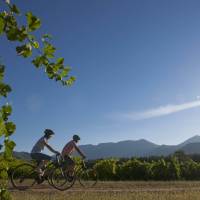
[1,0,200,152]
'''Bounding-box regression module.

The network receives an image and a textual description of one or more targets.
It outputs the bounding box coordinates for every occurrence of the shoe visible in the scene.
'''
[36,176,44,184]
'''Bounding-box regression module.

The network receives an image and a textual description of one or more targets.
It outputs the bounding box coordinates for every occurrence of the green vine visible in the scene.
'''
[0,1,75,199]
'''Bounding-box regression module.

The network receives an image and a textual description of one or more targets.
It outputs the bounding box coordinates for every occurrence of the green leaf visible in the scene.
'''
[10,4,20,14]
[0,119,6,136]
[0,169,8,179]
[16,43,32,57]
[60,67,70,78]
[5,15,17,27]
[42,34,52,40]
[64,76,76,86]
[6,27,19,41]
[0,83,12,97]
[2,105,12,118]
[43,43,56,58]
[0,16,5,35]
[26,12,41,32]
[4,139,16,160]
[56,57,64,65]
[0,187,11,200]
[46,65,54,74]
[55,75,62,81]
[28,34,36,41]
[5,122,16,136]
[52,64,60,73]
[6,21,27,42]
[32,41,39,48]
[32,56,46,68]
[0,65,5,81]
[47,73,54,79]
[17,26,28,41]
[51,58,65,73]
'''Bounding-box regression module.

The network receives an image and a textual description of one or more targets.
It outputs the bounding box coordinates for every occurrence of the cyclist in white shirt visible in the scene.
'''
[31,129,59,179]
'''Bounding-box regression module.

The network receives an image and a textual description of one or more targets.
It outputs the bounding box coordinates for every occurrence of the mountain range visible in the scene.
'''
[13,135,200,160]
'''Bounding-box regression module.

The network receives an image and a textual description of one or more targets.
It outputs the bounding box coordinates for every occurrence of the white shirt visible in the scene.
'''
[31,136,47,153]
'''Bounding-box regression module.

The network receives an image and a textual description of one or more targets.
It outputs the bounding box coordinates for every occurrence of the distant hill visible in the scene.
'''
[13,151,31,160]
[180,142,200,154]
[79,135,200,159]
[149,145,178,156]
[80,139,159,159]
[178,135,200,147]
[150,135,200,156]
[13,135,200,160]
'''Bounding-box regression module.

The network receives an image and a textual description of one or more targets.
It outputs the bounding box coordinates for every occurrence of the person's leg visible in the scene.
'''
[64,156,75,176]
[31,153,51,178]
[67,163,75,176]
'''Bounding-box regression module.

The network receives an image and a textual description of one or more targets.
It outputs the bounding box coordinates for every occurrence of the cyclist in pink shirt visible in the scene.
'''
[62,135,86,174]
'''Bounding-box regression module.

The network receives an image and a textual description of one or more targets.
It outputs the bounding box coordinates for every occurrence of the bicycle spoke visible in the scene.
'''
[50,167,75,191]
[11,163,37,190]
[78,168,98,188]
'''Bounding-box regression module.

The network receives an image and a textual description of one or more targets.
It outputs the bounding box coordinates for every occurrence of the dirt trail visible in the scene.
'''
[9,183,200,193]
[10,187,200,193]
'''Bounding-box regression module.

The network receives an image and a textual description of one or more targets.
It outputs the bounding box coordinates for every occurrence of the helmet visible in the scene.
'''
[73,134,80,141]
[44,129,55,137]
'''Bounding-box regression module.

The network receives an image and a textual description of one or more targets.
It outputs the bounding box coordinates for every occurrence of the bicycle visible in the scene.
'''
[50,158,98,191]
[10,154,75,190]
[76,159,98,188]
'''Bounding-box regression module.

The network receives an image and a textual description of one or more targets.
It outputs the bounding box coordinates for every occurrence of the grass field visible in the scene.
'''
[11,181,200,200]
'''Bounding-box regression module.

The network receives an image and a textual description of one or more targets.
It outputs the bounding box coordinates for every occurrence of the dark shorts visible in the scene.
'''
[63,155,75,166]
[31,153,51,161]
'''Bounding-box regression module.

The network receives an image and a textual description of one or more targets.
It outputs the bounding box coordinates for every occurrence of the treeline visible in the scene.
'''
[93,151,200,181]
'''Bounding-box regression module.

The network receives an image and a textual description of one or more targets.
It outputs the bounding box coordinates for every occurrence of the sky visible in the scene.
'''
[1,0,200,152]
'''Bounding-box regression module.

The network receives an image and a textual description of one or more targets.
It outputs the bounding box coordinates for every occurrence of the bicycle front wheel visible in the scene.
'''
[50,167,75,191]
[11,163,37,190]
[78,168,98,188]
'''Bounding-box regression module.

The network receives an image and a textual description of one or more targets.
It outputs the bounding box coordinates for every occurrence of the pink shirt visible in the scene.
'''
[62,140,77,156]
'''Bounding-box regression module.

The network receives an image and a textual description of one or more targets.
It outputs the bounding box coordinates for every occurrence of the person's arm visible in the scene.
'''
[74,144,86,159]
[44,140,59,154]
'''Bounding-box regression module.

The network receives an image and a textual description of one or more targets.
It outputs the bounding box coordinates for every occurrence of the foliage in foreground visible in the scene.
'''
[0,1,75,199]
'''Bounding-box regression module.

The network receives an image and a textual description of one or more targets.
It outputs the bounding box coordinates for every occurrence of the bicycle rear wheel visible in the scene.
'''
[46,167,55,187]
[78,168,97,188]
[50,167,75,191]
[11,163,37,190]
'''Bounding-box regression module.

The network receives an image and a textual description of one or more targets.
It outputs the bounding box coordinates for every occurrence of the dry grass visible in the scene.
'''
[11,181,200,200]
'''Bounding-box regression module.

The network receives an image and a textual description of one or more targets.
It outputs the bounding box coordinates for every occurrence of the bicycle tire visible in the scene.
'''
[11,163,37,190]
[50,167,75,191]
[46,167,55,187]
[78,168,98,188]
